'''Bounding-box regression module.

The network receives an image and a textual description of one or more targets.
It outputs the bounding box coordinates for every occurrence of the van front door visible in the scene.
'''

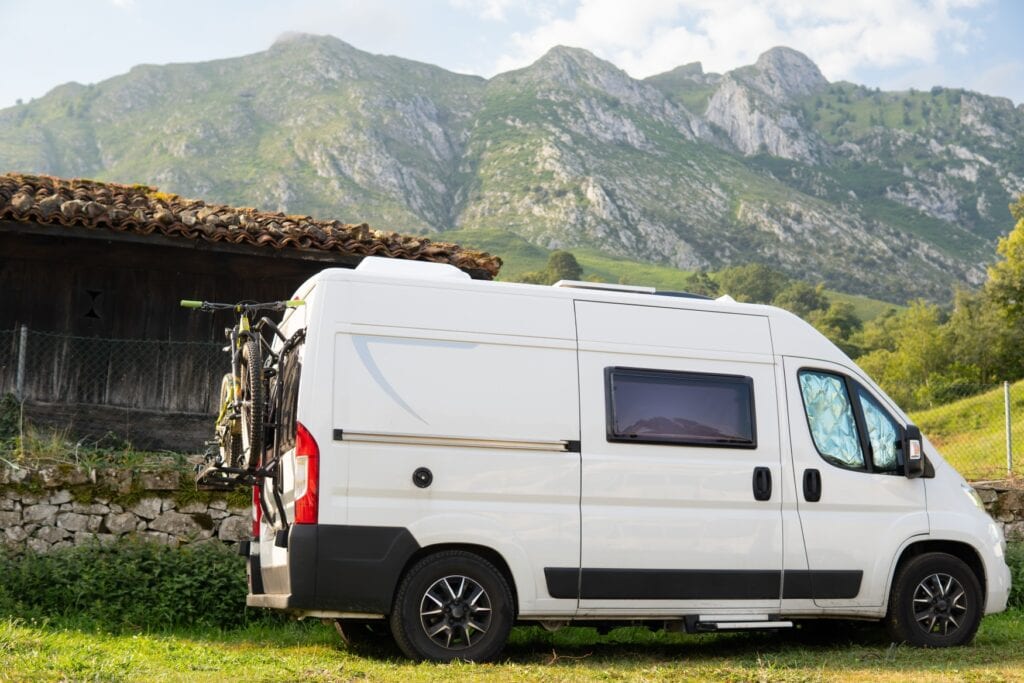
[566,301,784,615]
[782,357,927,609]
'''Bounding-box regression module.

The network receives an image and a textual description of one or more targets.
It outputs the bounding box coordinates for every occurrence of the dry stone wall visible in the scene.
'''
[0,465,250,554]
[1,466,1021,555]
[976,482,1024,542]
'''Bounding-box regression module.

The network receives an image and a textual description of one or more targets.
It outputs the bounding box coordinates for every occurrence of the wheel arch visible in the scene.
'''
[395,543,520,616]
[891,539,986,601]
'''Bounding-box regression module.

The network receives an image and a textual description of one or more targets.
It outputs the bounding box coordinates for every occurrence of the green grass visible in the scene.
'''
[2,612,1023,681]
[910,380,1024,480]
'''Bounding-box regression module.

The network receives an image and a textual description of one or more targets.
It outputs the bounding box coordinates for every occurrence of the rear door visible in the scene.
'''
[572,301,784,614]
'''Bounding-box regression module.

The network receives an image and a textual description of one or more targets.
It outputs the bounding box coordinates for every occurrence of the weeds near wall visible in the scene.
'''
[0,539,280,630]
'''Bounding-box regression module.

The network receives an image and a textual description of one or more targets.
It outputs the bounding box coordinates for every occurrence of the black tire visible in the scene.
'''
[885,552,982,647]
[238,338,264,472]
[390,550,514,662]
[216,374,243,468]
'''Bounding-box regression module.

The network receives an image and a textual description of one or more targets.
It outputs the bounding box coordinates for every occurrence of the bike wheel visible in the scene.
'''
[238,338,265,472]
[216,373,243,468]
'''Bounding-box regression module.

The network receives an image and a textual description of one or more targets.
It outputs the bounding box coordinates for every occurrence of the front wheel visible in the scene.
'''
[885,552,983,647]
[390,551,514,662]
[238,338,265,472]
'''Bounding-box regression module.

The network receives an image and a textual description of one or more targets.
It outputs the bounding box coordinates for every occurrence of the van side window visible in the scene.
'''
[797,370,865,470]
[856,387,903,472]
[605,367,756,448]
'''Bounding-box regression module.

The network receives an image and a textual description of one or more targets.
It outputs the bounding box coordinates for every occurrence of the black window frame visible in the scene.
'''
[797,367,905,475]
[604,366,758,449]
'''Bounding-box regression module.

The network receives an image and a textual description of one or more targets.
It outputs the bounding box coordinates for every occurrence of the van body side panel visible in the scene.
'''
[781,356,928,611]
[333,282,582,616]
[573,302,785,613]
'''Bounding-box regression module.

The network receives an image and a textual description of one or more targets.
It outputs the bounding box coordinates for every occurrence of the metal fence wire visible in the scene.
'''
[0,327,1020,478]
[0,327,225,452]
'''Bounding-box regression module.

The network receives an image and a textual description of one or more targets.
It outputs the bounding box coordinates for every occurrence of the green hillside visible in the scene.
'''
[910,380,1024,481]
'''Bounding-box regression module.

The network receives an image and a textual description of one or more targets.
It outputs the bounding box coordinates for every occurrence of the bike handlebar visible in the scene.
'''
[180,299,305,313]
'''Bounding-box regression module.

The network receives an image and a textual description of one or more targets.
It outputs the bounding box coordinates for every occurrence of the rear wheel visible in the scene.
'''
[238,338,264,472]
[885,552,982,647]
[390,551,513,662]
[216,374,242,468]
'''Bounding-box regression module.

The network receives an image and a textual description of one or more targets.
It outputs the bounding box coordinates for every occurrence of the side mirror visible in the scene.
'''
[903,424,924,479]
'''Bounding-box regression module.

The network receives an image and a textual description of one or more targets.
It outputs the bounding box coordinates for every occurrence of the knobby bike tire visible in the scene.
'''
[239,338,265,472]
[217,373,243,468]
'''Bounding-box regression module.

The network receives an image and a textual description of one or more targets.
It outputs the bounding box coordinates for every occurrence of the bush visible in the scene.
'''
[0,539,278,630]
[1006,542,1024,610]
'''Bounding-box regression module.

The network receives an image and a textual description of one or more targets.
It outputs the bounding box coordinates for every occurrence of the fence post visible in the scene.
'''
[1005,381,1013,477]
[16,324,27,402]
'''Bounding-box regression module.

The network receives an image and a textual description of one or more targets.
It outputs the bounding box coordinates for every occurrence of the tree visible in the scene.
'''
[772,281,829,318]
[716,264,791,304]
[518,250,583,285]
[807,302,862,357]
[986,196,1024,319]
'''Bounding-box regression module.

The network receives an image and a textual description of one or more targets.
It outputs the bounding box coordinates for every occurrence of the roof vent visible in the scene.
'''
[552,280,655,294]
[355,256,470,280]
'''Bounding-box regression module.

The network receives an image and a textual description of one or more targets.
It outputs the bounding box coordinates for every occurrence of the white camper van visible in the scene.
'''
[245,257,1010,662]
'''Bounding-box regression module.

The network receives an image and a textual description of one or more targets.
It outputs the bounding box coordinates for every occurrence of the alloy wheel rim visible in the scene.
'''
[912,572,967,637]
[419,575,492,650]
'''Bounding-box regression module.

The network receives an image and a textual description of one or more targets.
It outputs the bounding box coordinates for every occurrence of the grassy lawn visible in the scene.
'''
[3,612,1023,682]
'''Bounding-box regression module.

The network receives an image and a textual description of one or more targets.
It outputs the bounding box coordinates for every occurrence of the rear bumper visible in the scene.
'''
[246,524,420,615]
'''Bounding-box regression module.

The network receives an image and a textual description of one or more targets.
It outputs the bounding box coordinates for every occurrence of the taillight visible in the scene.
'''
[252,484,262,538]
[294,421,320,524]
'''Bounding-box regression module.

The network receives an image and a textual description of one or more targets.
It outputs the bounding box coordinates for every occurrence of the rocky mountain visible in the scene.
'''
[1,34,1022,302]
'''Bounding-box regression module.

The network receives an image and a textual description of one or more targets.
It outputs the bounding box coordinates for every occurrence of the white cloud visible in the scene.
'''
[488,0,990,80]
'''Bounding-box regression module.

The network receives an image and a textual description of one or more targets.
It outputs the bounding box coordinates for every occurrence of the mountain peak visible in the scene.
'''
[750,46,827,97]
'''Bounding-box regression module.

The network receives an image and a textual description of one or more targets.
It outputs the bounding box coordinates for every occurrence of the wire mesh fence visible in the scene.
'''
[1,327,224,452]
[908,381,1023,482]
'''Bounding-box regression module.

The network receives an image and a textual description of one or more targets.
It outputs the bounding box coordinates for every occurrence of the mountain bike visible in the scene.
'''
[180,298,304,477]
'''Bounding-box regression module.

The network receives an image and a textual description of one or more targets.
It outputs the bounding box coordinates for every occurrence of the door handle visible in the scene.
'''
[803,468,822,502]
[752,467,772,501]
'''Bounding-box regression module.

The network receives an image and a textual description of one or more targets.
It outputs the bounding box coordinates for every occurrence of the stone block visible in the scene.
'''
[1004,521,1024,542]
[4,525,28,543]
[71,502,110,515]
[26,537,49,553]
[34,526,69,544]
[217,515,251,543]
[104,512,139,535]
[138,471,180,491]
[129,497,162,521]
[149,511,202,537]
[210,499,228,511]
[0,495,15,511]
[0,510,21,527]
[73,531,97,545]
[178,500,208,514]
[99,469,133,495]
[49,490,73,505]
[139,530,178,548]
[56,512,91,532]
[994,490,1024,518]
[23,504,58,523]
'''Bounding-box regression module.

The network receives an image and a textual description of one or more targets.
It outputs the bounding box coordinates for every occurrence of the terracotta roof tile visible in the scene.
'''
[0,173,501,279]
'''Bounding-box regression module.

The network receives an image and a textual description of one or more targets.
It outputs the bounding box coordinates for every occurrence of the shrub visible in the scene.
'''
[0,539,279,630]
[1006,542,1024,610]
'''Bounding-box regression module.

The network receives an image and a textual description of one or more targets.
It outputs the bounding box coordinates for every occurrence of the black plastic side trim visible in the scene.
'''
[544,567,579,599]
[565,440,581,453]
[782,570,863,599]
[333,429,344,441]
[544,568,863,600]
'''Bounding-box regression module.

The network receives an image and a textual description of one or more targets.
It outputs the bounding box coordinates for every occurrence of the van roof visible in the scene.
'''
[309,258,852,366]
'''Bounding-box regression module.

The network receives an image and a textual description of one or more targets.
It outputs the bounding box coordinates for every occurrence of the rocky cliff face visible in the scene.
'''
[1,35,1021,301]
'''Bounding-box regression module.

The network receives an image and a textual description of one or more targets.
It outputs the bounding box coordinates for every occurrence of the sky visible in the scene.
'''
[0,0,1021,110]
